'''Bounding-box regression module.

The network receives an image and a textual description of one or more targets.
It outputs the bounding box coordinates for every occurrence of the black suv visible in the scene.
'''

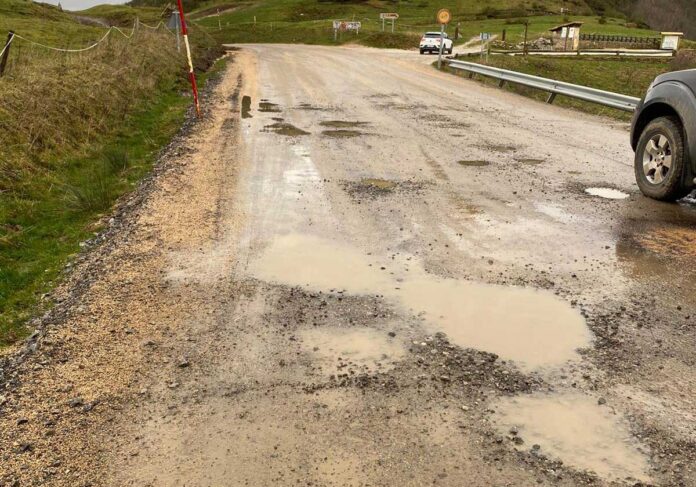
[631,69,696,200]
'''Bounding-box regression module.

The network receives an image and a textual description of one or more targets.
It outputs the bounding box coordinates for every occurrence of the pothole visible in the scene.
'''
[249,234,592,371]
[322,129,365,138]
[585,187,629,200]
[342,179,424,199]
[259,101,282,113]
[300,327,405,376]
[458,160,490,167]
[319,120,370,129]
[296,103,331,111]
[492,393,651,483]
[263,122,309,136]
[481,144,517,152]
[241,95,252,119]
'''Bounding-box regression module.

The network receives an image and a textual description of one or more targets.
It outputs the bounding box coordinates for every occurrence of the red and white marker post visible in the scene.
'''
[176,0,201,116]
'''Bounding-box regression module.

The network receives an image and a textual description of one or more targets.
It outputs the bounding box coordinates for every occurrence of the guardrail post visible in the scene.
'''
[546,93,557,104]
[0,31,14,78]
[498,79,505,88]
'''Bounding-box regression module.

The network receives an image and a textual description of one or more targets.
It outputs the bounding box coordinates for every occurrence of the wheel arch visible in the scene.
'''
[632,82,696,177]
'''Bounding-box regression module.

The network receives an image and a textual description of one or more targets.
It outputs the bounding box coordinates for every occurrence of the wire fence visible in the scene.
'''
[0,18,175,78]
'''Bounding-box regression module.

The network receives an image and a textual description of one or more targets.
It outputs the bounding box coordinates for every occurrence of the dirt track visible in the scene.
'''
[2,45,696,486]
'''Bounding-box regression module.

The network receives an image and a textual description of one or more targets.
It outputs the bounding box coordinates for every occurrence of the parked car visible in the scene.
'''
[631,69,696,200]
[420,32,453,55]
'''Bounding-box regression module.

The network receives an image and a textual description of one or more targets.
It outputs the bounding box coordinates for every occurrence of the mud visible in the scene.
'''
[259,101,282,113]
[300,327,406,376]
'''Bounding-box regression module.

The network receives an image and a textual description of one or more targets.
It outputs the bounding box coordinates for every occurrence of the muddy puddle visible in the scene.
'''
[493,393,651,482]
[259,101,282,113]
[585,187,629,200]
[249,234,592,370]
[295,102,331,111]
[319,121,369,129]
[263,122,309,137]
[458,160,490,167]
[300,327,405,375]
[322,129,365,138]
[241,95,252,119]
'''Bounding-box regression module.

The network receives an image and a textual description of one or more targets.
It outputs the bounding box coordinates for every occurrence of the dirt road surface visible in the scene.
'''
[2,45,696,486]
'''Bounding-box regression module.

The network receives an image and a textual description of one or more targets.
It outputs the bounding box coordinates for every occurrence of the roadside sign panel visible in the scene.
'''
[333,21,361,31]
[436,9,451,25]
[480,32,490,41]
[380,13,399,20]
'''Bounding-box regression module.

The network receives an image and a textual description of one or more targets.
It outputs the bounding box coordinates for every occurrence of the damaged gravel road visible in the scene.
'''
[2,45,696,486]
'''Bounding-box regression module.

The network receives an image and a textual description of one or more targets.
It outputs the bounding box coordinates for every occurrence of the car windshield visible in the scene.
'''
[424,33,448,38]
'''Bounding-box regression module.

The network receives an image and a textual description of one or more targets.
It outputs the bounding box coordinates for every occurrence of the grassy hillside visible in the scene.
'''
[186,0,664,47]
[0,0,222,346]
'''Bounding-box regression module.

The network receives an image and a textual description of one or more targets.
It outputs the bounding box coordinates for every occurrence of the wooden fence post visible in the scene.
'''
[0,31,15,77]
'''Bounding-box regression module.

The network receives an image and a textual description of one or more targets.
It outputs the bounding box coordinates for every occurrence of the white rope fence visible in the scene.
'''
[6,18,171,54]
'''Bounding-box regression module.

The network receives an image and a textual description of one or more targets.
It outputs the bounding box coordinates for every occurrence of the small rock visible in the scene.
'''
[597,397,607,405]
[177,358,190,368]
[16,417,29,426]
[68,397,84,408]
[509,426,519,435]
[388,331,396,338]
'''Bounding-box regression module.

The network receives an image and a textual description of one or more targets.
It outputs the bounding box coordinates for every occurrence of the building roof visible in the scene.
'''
[549,22,584,32]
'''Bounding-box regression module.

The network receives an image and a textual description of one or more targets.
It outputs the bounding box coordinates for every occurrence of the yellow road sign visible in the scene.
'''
[436,9,451,25]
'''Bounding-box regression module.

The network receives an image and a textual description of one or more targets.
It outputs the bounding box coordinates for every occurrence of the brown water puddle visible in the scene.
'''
[249,234,591,370]
[241,95,252,119]
[493,393,651,482]
[259,101,282,113]
[458,160,490,167]
[322,129,365,138]
[300,327,405,375]
[263,122,309,137]
[319,120,370,129]
[398,277,590,370]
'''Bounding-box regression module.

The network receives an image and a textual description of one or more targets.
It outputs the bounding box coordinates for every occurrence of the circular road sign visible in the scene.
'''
[436,8,451,24]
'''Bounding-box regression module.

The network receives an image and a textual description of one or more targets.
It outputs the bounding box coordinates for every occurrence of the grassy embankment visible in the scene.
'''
[445,51,696,120]
[0,0,222,345]
[191,0,661,50]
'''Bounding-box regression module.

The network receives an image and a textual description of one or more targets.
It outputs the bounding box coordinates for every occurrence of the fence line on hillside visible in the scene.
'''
[5,19,171,54]
[0,18,175,78]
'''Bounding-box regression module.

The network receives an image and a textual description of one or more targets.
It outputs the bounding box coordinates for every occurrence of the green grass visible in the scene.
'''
[0,59,226,346]
[445,52,696,119]
[0,0,223,346]
[189,0,666,48]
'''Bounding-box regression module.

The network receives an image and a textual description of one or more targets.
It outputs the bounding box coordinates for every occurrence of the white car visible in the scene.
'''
[420,32,453,55]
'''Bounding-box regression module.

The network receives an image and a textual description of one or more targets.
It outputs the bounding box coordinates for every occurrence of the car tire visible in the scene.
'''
[420,49,424,54]
[634,116,691,201]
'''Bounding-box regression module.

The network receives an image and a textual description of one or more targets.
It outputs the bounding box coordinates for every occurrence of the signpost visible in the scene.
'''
[380,13,399,33]
[436,9,451,69]
[480,32,491,61]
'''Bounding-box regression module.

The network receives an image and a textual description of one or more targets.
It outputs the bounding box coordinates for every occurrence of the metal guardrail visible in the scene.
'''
[446,59,641,112]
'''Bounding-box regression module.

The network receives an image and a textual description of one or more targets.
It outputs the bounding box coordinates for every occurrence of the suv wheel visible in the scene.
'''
[634,116,690,201]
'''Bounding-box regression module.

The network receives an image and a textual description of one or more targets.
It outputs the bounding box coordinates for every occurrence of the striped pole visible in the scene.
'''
[176,0,200,116]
